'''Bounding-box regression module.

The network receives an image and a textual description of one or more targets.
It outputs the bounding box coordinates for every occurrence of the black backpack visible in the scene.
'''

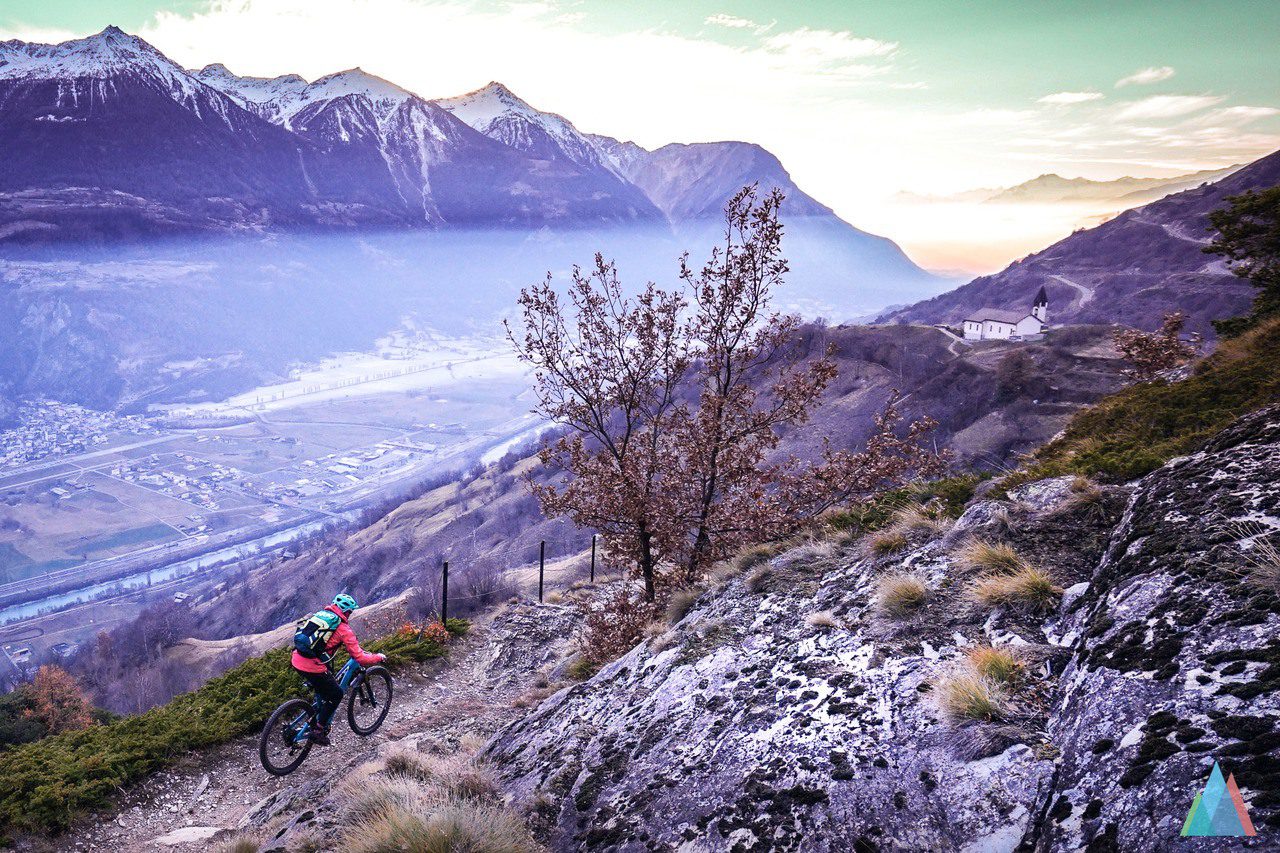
[293,609,342,659]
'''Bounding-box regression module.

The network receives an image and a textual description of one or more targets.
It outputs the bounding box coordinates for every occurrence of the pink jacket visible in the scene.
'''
[291,604,382,674]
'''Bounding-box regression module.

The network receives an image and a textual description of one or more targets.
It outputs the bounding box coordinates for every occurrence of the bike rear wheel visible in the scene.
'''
[348,666,393,735]
[260,698,315,776]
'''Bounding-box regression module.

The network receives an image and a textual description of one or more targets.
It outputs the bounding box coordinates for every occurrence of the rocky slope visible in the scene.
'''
[483,406,1280,851]
[881,149,1280,337]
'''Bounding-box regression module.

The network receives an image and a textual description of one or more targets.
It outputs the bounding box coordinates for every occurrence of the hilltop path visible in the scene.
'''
[50,602,580,852]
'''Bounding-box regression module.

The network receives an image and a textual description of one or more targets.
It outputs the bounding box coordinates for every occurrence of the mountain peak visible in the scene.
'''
[0,25,189,85]
[308,67,415,104]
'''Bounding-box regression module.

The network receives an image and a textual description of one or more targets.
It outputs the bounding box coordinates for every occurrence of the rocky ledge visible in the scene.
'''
[484,406,1280,852]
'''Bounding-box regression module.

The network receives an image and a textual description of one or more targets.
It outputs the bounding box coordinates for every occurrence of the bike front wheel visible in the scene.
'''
[260,698,315,776]
[348,666,393,736]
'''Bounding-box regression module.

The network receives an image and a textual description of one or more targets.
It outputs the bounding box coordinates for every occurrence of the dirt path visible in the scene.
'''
[1048,273,1095,310]
[49,601,580,852]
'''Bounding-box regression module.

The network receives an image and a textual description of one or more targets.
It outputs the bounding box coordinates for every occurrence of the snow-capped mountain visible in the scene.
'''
[0,26,939,310]
[437,82,616,174]
[196,65,413,129]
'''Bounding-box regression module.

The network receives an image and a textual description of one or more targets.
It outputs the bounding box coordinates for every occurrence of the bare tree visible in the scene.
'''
[508,255,689,600]
[510,185,945,600]
[1113,311,1201,381]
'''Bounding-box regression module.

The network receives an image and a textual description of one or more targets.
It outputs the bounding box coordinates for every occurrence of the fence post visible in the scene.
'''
[539,540,546,603]
[590,534,596,584]
[441,560,449,624]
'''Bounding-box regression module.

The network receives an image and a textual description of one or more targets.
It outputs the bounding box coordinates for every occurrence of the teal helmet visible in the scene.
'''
[332,593,358,615]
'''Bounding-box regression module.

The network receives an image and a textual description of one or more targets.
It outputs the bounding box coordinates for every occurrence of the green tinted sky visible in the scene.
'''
[5,1,1278,271]
[13,0,1278,106]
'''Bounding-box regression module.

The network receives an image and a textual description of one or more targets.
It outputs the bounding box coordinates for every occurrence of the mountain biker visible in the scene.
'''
[291,593,385,746]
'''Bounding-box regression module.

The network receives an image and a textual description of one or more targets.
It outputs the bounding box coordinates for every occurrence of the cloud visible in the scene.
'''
[1115,66,1175,87]
[0,24,80,43]
[761,27,897,66]
[704,13,774,35]
[1037,91,1104,105]
[1114,94,1224,120]
[1211,105,1280,123]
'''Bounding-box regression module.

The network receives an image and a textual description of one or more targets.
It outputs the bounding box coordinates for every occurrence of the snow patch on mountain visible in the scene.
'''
[437,81,616,174]
[196,64,415,128]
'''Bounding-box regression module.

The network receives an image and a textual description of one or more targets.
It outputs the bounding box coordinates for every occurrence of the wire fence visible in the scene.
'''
[423,534,617,622]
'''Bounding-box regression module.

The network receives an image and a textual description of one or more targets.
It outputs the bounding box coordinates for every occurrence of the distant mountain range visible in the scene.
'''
[0,27,939,309]
[882,149,1280,335]
[899,166,1242,207]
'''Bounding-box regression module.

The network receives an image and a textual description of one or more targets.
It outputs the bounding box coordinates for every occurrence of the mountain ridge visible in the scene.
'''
[881,148,1280,335]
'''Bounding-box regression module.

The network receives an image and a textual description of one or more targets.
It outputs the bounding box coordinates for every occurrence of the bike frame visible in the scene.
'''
[286,657,364,745]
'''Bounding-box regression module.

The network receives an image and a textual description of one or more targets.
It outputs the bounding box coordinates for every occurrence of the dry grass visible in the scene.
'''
[1233,522,1280,594]
[665,588,702,624]
[934,673,1008,723]
[891,504,954,538]
[564,657,601,681]
[966,646,1025,684]
[344,793,540,853]
[777,540,836,568]
[745,565,772,593]
[867,529,910,556]
[1054,476,1110,521]
[544,592,564,604]
[956,539,1028,574]
[970,566,1063,613]
[734,541,785,574]
[216,837,260,853]
[805,610,838,629]
[382,750,498,803]
[874,572,930,617]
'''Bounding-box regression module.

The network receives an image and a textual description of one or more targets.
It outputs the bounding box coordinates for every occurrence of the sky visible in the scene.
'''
[4,0,1279,273]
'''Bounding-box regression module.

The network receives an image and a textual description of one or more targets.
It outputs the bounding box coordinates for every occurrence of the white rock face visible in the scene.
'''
[484,406,1280,851]
[150,825,221,845]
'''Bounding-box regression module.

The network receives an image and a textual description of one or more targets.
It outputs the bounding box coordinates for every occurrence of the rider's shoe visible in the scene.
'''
[308,726,331,746]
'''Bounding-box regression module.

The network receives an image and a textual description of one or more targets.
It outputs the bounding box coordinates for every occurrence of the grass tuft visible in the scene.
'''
[1233,522,1280,595]
[382,749,498,803]
[874,572,930,617]
[343,793,540,853]
[664,588,702,624]
[216,837,260,853]
[970,565,1063,613]
[957,539,1028,574]
[867,529,911,556]
[966,646,1025,684]
[805,610,838,629]
[564,657,601,681]
[934,673,1008,722]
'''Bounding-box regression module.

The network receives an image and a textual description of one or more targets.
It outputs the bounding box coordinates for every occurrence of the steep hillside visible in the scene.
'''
[485,406,1280,851]
[191,321,1129,643]
[882,148,1280,336]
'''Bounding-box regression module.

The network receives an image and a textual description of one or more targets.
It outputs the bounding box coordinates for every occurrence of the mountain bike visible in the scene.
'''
[259,656,394,776]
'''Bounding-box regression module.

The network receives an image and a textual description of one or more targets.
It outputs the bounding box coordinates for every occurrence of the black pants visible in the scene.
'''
[298,668,343,728]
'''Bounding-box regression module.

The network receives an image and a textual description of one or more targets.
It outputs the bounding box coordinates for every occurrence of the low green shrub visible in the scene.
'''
[828,474,986,539]
[0,620,467,837]
[1001,316,1280,488]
